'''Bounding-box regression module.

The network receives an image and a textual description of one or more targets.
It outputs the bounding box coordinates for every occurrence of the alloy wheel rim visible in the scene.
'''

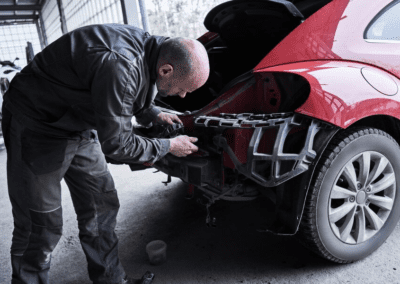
[328,151,396,244]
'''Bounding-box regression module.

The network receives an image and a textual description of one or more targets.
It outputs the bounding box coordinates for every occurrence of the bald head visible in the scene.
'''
[156,37,210,98]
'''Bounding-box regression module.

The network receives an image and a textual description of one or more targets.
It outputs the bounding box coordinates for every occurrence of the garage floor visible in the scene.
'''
[1,149,400,284]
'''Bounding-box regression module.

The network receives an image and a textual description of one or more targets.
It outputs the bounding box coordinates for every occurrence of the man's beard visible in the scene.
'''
[157,82,178,97]
[157,81,171,97]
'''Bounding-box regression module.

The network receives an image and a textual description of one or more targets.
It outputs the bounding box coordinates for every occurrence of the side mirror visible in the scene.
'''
[13,57,19,63]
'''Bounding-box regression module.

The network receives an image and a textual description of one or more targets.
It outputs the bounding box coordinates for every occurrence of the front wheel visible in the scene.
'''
[298,127,400,263]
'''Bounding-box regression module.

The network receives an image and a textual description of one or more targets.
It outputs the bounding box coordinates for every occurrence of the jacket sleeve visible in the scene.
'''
[135,101,161,127]
[134,82,161,127]
[79,51,170,164]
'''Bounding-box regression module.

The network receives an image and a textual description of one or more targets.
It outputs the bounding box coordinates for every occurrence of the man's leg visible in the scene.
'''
[3,108,78,284]
[64,131,126,284]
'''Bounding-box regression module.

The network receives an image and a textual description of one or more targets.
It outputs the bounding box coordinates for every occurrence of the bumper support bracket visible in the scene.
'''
[196,113,330,187]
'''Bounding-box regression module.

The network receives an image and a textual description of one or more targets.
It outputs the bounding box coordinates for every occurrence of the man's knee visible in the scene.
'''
[23,207,63,270]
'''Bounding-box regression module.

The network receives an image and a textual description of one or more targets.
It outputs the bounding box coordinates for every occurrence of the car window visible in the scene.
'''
[365,1,400,43]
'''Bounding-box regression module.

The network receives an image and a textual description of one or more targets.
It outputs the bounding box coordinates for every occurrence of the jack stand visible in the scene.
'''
[162,175,171,186]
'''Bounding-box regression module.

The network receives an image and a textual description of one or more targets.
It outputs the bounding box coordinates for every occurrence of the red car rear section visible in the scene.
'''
[257,61,400,128]
[254,0,400,128]
[144,0,400,263]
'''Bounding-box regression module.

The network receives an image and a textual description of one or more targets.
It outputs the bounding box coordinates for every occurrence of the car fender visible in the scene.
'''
[255,60,400,129]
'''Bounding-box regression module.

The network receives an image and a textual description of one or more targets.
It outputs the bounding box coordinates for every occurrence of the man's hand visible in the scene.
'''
[155,112,183,125]
[169,135,199,157]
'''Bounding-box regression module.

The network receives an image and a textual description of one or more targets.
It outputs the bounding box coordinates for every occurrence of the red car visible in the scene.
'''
[138,0,400,263]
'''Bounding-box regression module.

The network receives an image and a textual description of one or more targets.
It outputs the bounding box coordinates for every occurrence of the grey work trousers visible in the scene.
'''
[2,107,126,284]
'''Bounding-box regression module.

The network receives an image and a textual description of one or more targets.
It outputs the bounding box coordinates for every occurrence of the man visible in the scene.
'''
[2,24,209,284]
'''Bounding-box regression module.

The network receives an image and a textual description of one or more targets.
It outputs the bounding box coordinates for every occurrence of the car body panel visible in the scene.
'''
[197,31,219,45]
[255,60,400,128]
[254,0,400,79]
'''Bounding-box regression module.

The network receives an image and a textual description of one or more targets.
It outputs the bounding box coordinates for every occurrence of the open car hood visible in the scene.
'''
[204,0,304,45]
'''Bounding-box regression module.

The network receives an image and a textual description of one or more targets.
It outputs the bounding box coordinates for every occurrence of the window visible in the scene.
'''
[365,1,400,43]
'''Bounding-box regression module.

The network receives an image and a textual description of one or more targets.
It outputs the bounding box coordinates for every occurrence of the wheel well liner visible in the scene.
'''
[261,124,339,235]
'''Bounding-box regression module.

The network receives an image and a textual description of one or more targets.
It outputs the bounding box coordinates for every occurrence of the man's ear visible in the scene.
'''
[158,64,174,78]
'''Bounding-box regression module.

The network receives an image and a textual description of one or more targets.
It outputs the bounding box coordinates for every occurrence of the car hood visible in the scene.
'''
[204,0,303,46]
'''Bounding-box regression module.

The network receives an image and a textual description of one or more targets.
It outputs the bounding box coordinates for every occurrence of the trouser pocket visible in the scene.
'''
[21,128,68,175]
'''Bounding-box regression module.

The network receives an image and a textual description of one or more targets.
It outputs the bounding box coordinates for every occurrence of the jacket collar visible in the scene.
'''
[144,35,169,85]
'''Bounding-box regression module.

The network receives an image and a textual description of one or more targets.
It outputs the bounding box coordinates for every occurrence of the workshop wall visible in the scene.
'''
[0,24,41,67]
[0,0,230,69]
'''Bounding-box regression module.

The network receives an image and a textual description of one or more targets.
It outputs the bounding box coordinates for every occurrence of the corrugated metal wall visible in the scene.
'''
[41,0,125,45]
[63,0,125,32]
[1,0,229,68]
[41,0,63,45]
[0,24,41,67]
[1,0,133,68]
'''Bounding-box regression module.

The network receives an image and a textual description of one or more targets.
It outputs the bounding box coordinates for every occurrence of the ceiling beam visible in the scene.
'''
[0,21,35,26]
[0,15,39,20]
[0,5,41,11]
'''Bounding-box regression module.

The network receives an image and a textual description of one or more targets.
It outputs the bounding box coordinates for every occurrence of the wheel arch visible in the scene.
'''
[350,115,400,148]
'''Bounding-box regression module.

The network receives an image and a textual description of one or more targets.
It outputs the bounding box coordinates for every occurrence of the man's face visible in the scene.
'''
[156,75,198,98]
[156,64,202,98]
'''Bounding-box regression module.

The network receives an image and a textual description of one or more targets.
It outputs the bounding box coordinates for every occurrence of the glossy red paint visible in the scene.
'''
[256,61,400,128]
[361,68,398,96]
[197,32,219,45]
[193,71,283,118]
[254,0,400,79]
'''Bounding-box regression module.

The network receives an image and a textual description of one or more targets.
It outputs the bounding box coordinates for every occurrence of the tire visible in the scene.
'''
[298,127,400,263]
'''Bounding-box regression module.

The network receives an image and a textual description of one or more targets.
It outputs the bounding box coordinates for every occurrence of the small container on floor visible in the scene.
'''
[146,240,167,265]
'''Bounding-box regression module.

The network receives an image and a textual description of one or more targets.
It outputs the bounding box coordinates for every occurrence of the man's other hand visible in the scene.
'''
[155,112,183,125]
[169,135,198,157]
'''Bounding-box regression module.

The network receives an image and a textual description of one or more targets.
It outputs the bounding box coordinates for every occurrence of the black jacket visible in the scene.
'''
[4,24,170,164]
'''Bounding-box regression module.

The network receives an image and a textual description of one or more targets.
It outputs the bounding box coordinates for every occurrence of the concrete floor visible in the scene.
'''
[1,148,400,284]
